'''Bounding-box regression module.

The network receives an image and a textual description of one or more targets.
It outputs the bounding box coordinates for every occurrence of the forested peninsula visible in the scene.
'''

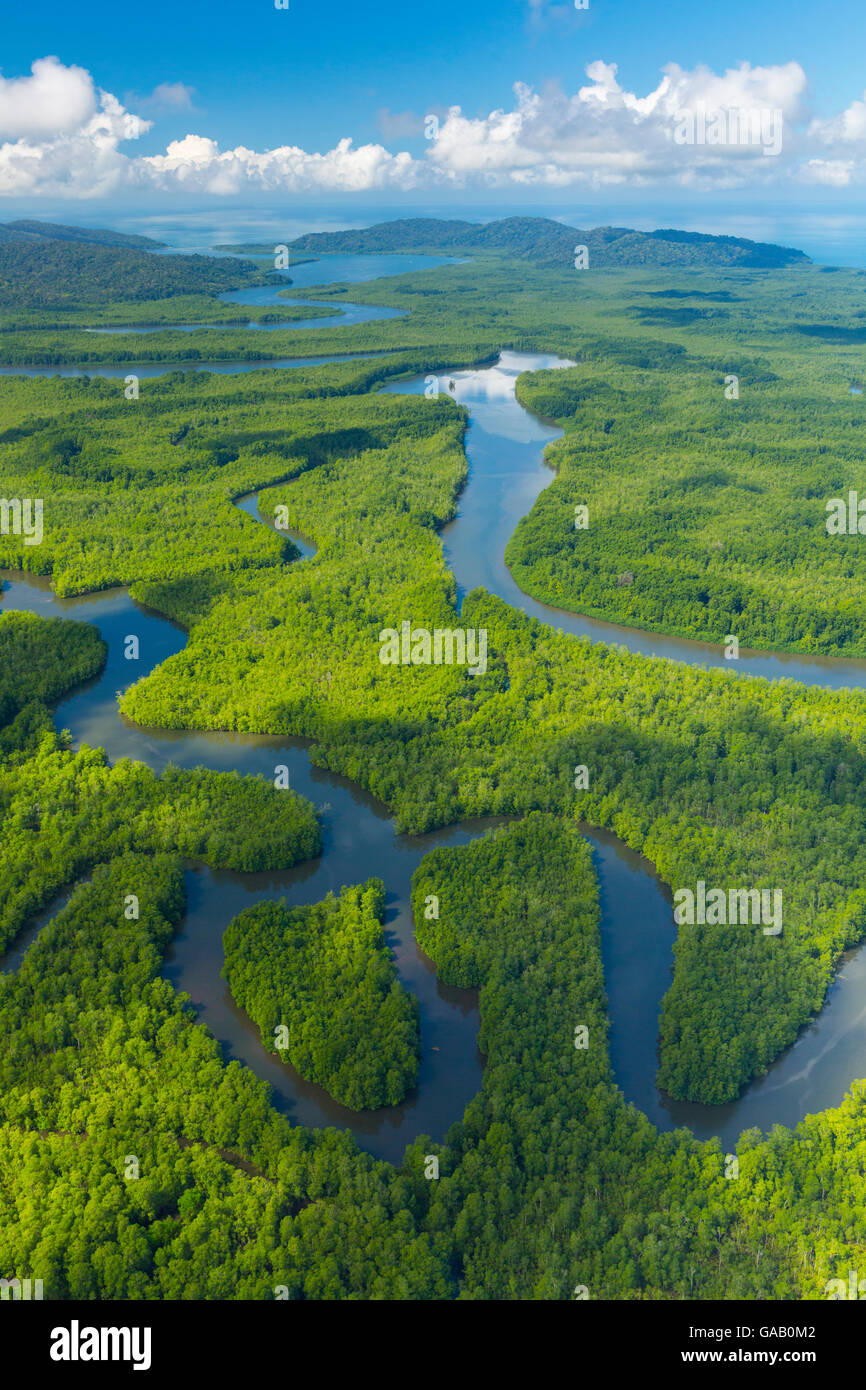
[4,220,866,1301]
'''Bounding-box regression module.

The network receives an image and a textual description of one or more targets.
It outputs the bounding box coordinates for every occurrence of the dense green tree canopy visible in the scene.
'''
[4,227,866,1302]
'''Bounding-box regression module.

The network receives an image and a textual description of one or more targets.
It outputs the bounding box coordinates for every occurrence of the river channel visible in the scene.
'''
[2,253,865,1161]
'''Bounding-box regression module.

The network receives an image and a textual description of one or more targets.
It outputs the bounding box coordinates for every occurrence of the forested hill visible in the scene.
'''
[289,215,810,269]
[0,233,279,309]
[0,219,165,249]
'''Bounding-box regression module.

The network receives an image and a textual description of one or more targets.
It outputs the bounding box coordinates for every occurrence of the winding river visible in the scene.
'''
[3,252,866,1162]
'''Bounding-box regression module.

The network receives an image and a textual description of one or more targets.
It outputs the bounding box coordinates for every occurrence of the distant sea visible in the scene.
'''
[6,198,866,269]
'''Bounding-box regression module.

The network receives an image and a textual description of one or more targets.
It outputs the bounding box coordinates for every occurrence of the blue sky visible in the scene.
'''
[1,0,865,211]
[2,0,857,153]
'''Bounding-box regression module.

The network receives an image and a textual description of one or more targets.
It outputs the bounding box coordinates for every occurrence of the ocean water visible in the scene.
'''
[6,198,866,268]
[130,204,866,269]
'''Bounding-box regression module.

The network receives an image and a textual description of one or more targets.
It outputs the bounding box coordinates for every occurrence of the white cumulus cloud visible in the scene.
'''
[0,85,151,198]
[140,134,422,195]
[1,54,866,198]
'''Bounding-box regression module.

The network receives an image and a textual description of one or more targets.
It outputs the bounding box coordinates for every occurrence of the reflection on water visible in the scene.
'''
[390,350,866,1146]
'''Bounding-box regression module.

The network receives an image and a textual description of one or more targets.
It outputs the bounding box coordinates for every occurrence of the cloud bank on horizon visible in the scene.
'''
[1,54,864,198]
